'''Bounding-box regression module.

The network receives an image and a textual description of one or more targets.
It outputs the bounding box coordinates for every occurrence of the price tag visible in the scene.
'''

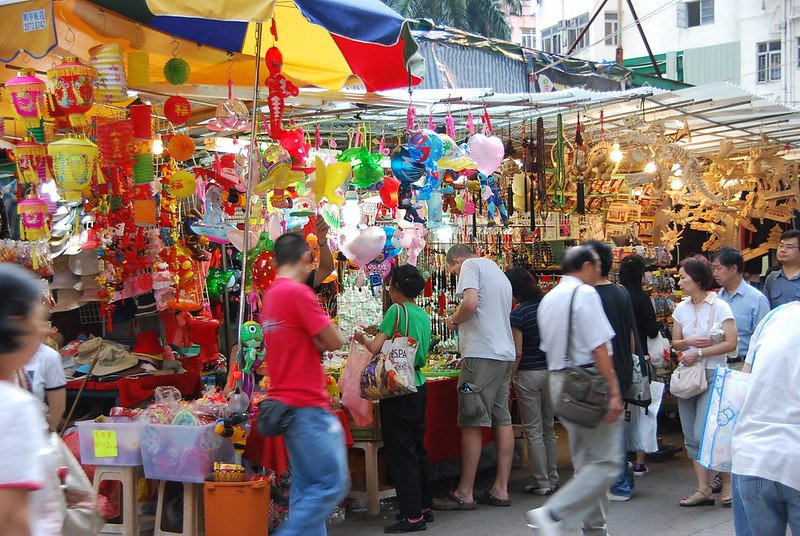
[93,430,119,458]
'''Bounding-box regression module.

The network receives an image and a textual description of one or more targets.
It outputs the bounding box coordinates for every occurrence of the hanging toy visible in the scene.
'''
[264,46,298,140]
[214,386,251,457]
[479,172,509,227]
[240,321,265,374]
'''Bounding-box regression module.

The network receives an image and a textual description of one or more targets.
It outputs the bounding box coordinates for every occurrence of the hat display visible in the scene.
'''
[131,331,163,359]
[74,275,100,291]
[50,270,80,290]
[69,249,100,276]
[75,338,138,377]
[50,288,82,313]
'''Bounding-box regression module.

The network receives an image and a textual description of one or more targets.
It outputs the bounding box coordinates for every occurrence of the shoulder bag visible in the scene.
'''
[51,433,105,536]
[671,299,716,399]
[554,286,610,428]
[360,303,418,400]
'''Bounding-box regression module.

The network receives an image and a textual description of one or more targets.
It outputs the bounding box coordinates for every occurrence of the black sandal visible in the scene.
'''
[476,488,511,507]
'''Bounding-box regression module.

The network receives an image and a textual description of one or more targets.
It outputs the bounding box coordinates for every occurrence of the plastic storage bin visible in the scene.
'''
[76,418,144,466]
[204,480,271,536]
[141,423,235,483]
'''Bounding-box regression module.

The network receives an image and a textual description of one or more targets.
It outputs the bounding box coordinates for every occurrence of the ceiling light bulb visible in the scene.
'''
[670,177,684,190]
[151,135,164,156]
[644,161,657,174]
[610,143,623,163]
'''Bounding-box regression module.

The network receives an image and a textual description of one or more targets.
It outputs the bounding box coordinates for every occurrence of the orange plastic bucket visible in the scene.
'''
[204,480,271,535]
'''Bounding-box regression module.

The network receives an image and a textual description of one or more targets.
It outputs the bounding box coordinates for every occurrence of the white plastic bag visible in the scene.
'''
[647,332,670,369]
[625,381,665,453]
[698,366,752,472]
[339,342,374,426]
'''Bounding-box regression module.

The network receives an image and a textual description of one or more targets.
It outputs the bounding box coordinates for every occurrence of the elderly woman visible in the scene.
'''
[671,255,738,507]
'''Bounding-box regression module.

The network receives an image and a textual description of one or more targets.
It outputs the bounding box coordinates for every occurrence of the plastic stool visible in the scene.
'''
[93,465,154,535]
[347,441,396,516]
[154,482,204,536]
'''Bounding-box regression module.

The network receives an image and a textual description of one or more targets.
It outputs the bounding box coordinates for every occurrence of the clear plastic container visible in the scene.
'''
[76,418,144,466]
[141,423,235,483]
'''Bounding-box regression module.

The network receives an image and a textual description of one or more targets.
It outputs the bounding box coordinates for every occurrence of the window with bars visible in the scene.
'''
[521,27,536,49]
[605,12,619,46]
[757,41,781,83]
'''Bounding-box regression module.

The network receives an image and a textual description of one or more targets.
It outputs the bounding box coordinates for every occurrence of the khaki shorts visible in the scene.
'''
[457,357,514,428]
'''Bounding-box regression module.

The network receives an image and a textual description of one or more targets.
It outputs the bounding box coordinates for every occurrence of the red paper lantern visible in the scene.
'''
[129,104,153,140]
[164,96,191,125]
[96,120,135,164]
[47,56,98,128]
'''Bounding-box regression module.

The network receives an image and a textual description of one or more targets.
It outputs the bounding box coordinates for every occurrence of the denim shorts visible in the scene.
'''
[457,357,514,428]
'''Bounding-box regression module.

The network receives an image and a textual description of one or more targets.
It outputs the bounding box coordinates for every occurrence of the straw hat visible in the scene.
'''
[50,270,80,290]
[75,338,138,377]
[69,249,100,276]
[50,288,82,313]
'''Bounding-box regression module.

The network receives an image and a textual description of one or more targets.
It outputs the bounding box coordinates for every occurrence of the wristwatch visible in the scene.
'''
[698,348,704,358]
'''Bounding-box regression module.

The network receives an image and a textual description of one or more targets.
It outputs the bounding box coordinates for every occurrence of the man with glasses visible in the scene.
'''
[764,230,800,309]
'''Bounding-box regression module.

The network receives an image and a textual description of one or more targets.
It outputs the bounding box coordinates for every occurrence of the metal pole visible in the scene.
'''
[625,0,662,77]
[566,0,609,56]
[236,21,264,352]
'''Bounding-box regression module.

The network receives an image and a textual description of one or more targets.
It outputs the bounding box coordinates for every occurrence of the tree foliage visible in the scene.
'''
[385,0,522,41]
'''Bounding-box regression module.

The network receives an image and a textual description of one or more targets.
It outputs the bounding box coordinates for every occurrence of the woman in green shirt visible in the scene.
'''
[355,264,432,533]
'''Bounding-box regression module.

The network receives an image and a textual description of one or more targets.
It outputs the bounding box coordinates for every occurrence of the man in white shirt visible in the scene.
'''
[528,245,623,536]
[23,344,67,431]
[435,244,515,510]
[731,301,800,536]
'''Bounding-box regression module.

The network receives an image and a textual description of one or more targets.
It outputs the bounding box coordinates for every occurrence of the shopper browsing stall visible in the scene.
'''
[504,267,559,496]
[763,229,800,309]
[671,255,738,507]
[0,264,63,535]
[259,234,349,536]
[19,328,67,432]
[355,264,433,534]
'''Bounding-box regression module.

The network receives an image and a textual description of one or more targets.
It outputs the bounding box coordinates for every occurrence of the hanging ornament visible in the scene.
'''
[96,120,135,164]
[168,134,195,162]
[89,43,127,104]
[163,57,191,85]
[264,46,298,140]
[164,96,191,125]
[12,139,50,185]
[47,56,98,128]
[5,69,47,129]
[133,153,155,185]
[129,104,153,140]
[168,170,197,198]
[127,51,150,87]
[17,197,50,240]
[47,136,104,203]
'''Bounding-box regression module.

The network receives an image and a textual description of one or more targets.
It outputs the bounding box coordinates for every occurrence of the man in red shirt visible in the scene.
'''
[261,233,349,535]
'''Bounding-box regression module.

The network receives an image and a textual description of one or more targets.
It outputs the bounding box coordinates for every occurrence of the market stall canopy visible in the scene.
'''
[80,0,423,92]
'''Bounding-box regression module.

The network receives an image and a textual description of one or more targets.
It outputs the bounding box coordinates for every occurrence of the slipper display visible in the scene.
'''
[476,488,511,507]
[431,492,477,511]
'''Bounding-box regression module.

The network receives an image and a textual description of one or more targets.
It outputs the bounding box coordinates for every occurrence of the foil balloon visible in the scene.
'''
[376,226,402,262]
[468,134,504,175]
[338,225,385,268]
[378,175,400,209]
[206,267,234,300]
[267,213,284,240]
[283,208,309,230]
[390,145,425,184]
[426,191,444,228]
[438,134,458,157]
[251,251,276,292]
[339,147,383,189]
[365,258,393,280]
[408,129,444,167]
[312,156,350,206]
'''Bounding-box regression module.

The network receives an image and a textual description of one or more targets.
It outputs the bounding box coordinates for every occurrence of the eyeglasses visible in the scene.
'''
[778,243,800,250]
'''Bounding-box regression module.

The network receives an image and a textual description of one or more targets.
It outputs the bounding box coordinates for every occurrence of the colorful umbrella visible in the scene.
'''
[83,0,423,91]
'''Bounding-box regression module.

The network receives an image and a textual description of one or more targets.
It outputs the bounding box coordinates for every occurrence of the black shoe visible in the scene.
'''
[395,510,434,523]
[384,518,426,533]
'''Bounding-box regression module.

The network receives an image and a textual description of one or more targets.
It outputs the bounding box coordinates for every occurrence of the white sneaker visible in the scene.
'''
[526,507,562,536]
[607,491,631,502]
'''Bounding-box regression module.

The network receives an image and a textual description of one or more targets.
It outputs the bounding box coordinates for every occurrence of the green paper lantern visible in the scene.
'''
[133,153,154,184]
[163,57,191,85]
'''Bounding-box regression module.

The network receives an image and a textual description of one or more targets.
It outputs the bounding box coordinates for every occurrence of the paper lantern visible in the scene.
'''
[127,51,150,87]
[129,104,153,140]
[47,136,103,203]
[17,197,50,240]
[5,69,47,129]
[133,153,155,184]
[132,199,157,228]
[12,140,51,185]
[90,43,127,103]
[96,120,135,164]
[163,57,190,85]
[164,96,191,125]
[47,56,98,128]
[168,134,195,162]
[169,170,197,198]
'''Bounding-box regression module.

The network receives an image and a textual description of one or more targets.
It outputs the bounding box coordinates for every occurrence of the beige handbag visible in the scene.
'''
[50,433,105,535]
[670,361,706,399]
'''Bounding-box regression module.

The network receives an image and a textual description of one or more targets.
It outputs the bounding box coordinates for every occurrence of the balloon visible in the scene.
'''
[279,127,310,161]
[438,134,458,157]
[366,258,393,280]
[267,213,284,240]
[378,175,400,208]
[319,203,341,233]
[206,267,234,300]
[376,226,402,262]
[408,129,444,166]
[283,208,309,230]
[390,145,425,184]
[251,251,276,292]
[339,147,383,189]
[312,156,350,206]
[426,191,443,228]
[338,226,385,267]
[468,133,504,175]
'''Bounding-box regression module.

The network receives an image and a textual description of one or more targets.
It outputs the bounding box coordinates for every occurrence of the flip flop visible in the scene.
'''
[476,488,511,507]
[679,490,715,507]
[431,491,477,511]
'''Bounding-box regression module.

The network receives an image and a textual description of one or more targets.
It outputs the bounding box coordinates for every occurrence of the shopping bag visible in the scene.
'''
[360,304,418,400]
[698,366,752,471]
[626,381,665,453]
[646,332,671,369]
[339,342,374,426]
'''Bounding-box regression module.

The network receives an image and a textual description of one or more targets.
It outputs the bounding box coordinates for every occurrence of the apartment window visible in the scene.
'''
[568,13,590,51]
[541,26,562,54]
[757,41,781,83]
[605,12,619,46]
[678,0,714,28]
[521,27,536,49]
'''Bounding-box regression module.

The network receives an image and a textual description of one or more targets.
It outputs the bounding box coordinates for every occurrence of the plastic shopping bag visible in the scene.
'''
[698,366,752,472]
[625,381,665,453]
[359,304,418,400]
[339,342,374,426]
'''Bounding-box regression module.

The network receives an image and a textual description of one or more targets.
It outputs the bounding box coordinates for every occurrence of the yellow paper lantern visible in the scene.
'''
[47,136,103,203]
[12,139,51,185]
[17,197,50,241]
[169,170,197,198]
[90,43,127,103]
[127,51,150,88]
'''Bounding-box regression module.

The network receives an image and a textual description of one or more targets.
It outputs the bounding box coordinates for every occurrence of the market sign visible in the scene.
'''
[0,0,56,62]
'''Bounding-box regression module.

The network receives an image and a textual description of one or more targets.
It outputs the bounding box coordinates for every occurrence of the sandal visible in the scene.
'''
[711,474,722,494]
[720,481,732,507]
[679,490,715,507]
[431,492,477,511]
[476,488,511,507]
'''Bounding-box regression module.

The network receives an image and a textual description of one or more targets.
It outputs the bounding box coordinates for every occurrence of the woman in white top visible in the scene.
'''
[0,264,63,535]
[671,255,738,508]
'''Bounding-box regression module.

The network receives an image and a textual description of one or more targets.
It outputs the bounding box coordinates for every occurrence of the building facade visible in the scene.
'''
[534,0,800,105]
[505,0,538,50]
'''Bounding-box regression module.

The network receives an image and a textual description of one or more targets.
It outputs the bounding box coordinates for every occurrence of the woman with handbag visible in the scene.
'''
[671,255,738,507]
[0,264,64,534]
[355,264,432,533]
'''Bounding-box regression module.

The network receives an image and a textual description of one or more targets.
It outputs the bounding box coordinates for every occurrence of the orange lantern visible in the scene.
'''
[47,136,103,203]
[47,57,98,128]
[12,139,51,185]
[5,70,47,129]
[17,197,50,240]
[168,134,195,162]
[164,96,191,125]
[96,120,135,164]
[132,199,157,228]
